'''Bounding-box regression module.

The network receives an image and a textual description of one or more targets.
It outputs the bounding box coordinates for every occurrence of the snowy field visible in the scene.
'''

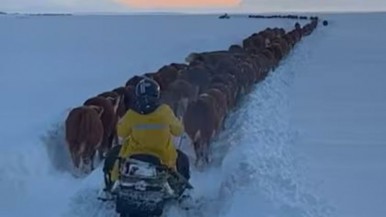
[289,12,386,217]
[0,12,385,217]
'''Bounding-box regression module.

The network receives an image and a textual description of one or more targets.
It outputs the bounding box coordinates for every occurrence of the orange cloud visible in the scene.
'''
[115,0,241,8]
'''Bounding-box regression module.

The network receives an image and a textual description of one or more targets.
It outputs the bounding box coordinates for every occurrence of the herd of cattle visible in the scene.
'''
[64,17,320,175]
[248,14,329,26]
[219,13,329,26]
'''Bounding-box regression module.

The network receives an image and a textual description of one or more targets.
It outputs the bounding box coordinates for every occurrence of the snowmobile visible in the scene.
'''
[219,13,230,19]
[99,154,194,217]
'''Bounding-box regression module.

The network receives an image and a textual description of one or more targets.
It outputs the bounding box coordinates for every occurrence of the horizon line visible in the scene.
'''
[2,9,386,15]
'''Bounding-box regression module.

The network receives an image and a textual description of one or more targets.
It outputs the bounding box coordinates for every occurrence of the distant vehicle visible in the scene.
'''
[219,13,230,19]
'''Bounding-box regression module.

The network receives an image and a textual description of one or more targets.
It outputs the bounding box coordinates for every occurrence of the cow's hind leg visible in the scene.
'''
[192,130,205,170]
[202,137,212,165]
[98,136,109,160]
[193,142,206,170]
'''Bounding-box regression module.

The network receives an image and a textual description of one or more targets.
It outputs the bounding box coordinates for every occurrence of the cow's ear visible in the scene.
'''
[106,96,117,105]
[90,105,104,117]
[97,106,104,117]
[112,95,122,114]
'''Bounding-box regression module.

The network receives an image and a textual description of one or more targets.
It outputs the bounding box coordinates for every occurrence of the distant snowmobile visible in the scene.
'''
[219,13,230,19]
[98,154,194,217]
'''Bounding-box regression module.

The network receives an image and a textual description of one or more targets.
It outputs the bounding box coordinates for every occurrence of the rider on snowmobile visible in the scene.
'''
[108,77,191,187]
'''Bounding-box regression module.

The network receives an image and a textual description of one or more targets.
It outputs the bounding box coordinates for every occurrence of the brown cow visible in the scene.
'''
[244,54,266,82]
[125,75,144,87]
[271,37,290,57]
[233,54,257,84]
[283,34,295,48]
[209,82,233,110]
[239,61,257,93]
[169,63,188,71]
[267,43,284,64]
[245,46,259,55]
[246,48,274,77]
[179,64,213,93]
[83,96,118,159]
[143,72,157,78]
[183,93,217,168]
[289,29,302,43]
[295,22,301,30]
[259,48,276,71]
[260,29,276,40]
[111,86,131,117]
[243,34,265,51]
[267,43,284,62]
[187,51,243,82]
[302,24,313,36]
[65,105,104,173]
[214,58,250,99]
[185,50,235,68]
[142,72,167,91]
[97,91,123,117]
[154,64,181,90]
[123,85,137,110]
[203,88,228,132]
[272,27,285,37]
[210,72,238,104]
[228,44,244,53]
[160,79,199,119]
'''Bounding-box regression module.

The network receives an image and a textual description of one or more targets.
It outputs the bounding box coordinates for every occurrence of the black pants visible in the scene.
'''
[176,149,190,180]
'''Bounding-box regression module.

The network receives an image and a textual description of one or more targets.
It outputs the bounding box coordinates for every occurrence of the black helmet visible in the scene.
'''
[134,77,161,114]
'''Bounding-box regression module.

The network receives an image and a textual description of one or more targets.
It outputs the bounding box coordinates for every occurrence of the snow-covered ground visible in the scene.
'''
[0,12,384,217]
[289,12,386,217]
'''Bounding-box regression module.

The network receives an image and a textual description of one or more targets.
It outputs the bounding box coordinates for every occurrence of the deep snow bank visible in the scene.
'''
[204,34,332,217]
[289,12,386,217]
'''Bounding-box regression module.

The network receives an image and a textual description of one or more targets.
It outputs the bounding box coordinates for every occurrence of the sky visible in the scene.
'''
[1,0,386,13]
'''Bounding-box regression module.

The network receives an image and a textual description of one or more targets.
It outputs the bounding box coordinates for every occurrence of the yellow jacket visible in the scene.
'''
[110,104,184,182]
